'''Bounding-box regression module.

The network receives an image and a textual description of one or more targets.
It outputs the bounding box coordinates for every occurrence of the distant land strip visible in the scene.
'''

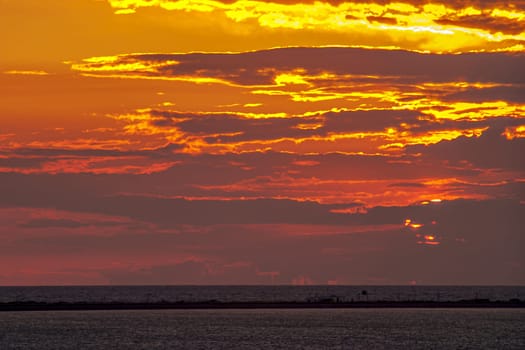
[1,300,524,312]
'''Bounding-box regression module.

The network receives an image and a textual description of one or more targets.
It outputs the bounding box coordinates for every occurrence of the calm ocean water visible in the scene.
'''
[1,285,524,303]
[1,308,524,349]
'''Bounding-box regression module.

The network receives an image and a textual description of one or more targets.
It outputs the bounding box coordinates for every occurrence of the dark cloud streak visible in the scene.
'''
[79,47,525,85]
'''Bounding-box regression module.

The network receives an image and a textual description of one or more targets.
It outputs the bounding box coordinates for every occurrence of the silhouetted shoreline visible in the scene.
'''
[1,299,524,312]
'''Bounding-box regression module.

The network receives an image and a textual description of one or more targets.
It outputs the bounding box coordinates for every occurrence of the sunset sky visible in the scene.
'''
[1,0,524,285]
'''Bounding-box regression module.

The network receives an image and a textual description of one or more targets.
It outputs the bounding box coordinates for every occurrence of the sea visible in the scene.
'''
[1,286,524,349]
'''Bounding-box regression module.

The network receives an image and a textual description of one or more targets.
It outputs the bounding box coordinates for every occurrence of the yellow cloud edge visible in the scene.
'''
[106,0,525,53]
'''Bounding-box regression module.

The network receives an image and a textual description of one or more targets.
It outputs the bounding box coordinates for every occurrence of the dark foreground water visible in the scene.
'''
[1,308,524,349]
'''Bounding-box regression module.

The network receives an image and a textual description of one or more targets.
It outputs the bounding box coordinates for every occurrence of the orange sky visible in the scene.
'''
[0,0,524,285]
